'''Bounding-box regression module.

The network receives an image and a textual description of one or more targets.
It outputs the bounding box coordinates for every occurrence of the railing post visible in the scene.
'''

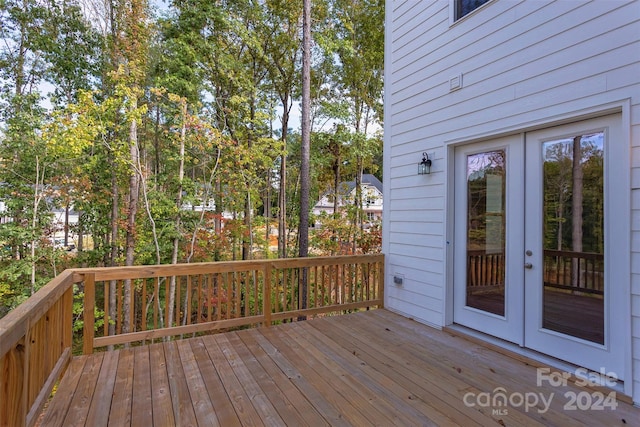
[0,337,27,427]
[263,263,272,327]
[83,273,95,355]
[379,256,385,308]
[63,286,74,351]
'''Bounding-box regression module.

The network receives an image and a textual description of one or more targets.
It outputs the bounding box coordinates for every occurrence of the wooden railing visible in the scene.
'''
[0,270,75,427]
[467,250,505,290]
[543,249,604,295]
[466,249,604,295]
[81,254,384,352]
[0,254,384,427]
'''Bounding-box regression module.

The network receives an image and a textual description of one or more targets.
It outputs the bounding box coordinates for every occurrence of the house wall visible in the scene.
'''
[382,0,640,402]
[312,184,383,218]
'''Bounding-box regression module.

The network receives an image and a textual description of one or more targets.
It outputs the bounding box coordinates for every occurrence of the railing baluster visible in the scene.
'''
[129,278,135,333]
[195,274,201,321]
[116,280,122,335]
[83,273,96,355]
[164,277,170,329]
[264,263,272,326]
[104,280,110,338]
[141,278,147,335]
[153,277,159,331]
[186,275,192,326]
[224,272,231,320]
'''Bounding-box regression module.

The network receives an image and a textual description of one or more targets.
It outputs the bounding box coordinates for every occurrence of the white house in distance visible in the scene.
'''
[312,174,383,225]
[382,0,640,404]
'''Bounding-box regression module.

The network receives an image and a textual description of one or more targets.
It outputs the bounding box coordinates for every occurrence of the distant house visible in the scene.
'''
[181,199,236,222]
[0,200,9,224]
[312,174,383,226]
[50,207,79,249]
[383,0,640,404]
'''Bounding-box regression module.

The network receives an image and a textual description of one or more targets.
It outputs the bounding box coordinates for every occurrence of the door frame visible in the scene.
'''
[443,102,632,397]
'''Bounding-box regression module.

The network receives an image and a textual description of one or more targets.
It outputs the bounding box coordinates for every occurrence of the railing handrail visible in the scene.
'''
[0,269,78,359]
[466,249,603,259]
[543,249,603,260]
[72,254,381,281]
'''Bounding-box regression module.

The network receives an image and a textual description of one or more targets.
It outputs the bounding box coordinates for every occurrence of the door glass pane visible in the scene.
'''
[542,133,604,344]
[466,151,506,316]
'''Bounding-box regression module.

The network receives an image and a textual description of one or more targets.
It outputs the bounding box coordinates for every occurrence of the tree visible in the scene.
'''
[104,0,151,334]
[261,0,303,258]
[571,136,583,287]
[0,0,388,321]
[299,0,311,260]
[0,0,65,303]
[314,0,384,248]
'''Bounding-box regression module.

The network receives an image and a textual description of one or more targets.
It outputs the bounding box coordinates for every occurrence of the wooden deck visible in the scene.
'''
[39,309,638,427]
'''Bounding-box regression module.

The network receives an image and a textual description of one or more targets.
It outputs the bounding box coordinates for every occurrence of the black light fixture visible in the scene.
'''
[418,152,432,175]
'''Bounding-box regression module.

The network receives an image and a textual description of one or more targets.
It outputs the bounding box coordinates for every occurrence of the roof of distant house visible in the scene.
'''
[341,174,383,195]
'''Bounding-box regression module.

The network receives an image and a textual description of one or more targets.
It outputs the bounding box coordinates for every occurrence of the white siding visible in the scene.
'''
[383,0,640,403]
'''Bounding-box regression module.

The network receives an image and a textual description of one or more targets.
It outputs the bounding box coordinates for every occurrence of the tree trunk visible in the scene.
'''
[77,212,84,252]
[170,100,187,328]
[108,153,118,339]
[123,99,140,334]
[332,142,340,217]
[265,171,271,251]
[30,156,43,295]
[278,99,289,258]
[331,137,341,255]
[298,0,311,317]
[243,90,258,261]
[571,136,583,288]
[64,204,70,247]
[353,160,363,254]
[299,0,311,260]
[154,100,161,178]
[214,177,222,261]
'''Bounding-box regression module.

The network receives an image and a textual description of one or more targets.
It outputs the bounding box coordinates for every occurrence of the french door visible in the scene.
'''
[453,114,625,379]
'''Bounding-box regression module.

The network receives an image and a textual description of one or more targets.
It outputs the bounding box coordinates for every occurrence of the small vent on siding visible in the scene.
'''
[450,74,463,92]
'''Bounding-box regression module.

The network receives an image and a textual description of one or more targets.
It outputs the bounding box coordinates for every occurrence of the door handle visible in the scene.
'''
[524,262,533,269]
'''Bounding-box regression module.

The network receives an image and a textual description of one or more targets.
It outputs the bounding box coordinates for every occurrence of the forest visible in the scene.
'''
[0,0,384,318]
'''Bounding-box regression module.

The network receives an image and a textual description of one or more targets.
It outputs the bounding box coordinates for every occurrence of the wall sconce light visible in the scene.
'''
[418,152,432,175]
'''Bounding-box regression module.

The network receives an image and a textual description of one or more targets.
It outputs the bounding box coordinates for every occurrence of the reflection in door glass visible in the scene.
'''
[542,133,604,344]
[466,151,506,316]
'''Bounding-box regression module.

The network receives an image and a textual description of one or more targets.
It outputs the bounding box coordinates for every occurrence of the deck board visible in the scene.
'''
[62,352,102,427]
[163,341,197,427]
[201,334,265,426]
[41,356,86,427]
[220,333,307,426]
[176,339,218,427]
[311,312,487,426]
[285,321,432,426]
[226,333,322,426]
[248,327,352,426]
[265,324,395,426]
[108,348,134,427]
[131,346,153,426]
[39,310,639,427]
[188,338,237,426]
[148,343,174,427]
[85,349,118,427]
